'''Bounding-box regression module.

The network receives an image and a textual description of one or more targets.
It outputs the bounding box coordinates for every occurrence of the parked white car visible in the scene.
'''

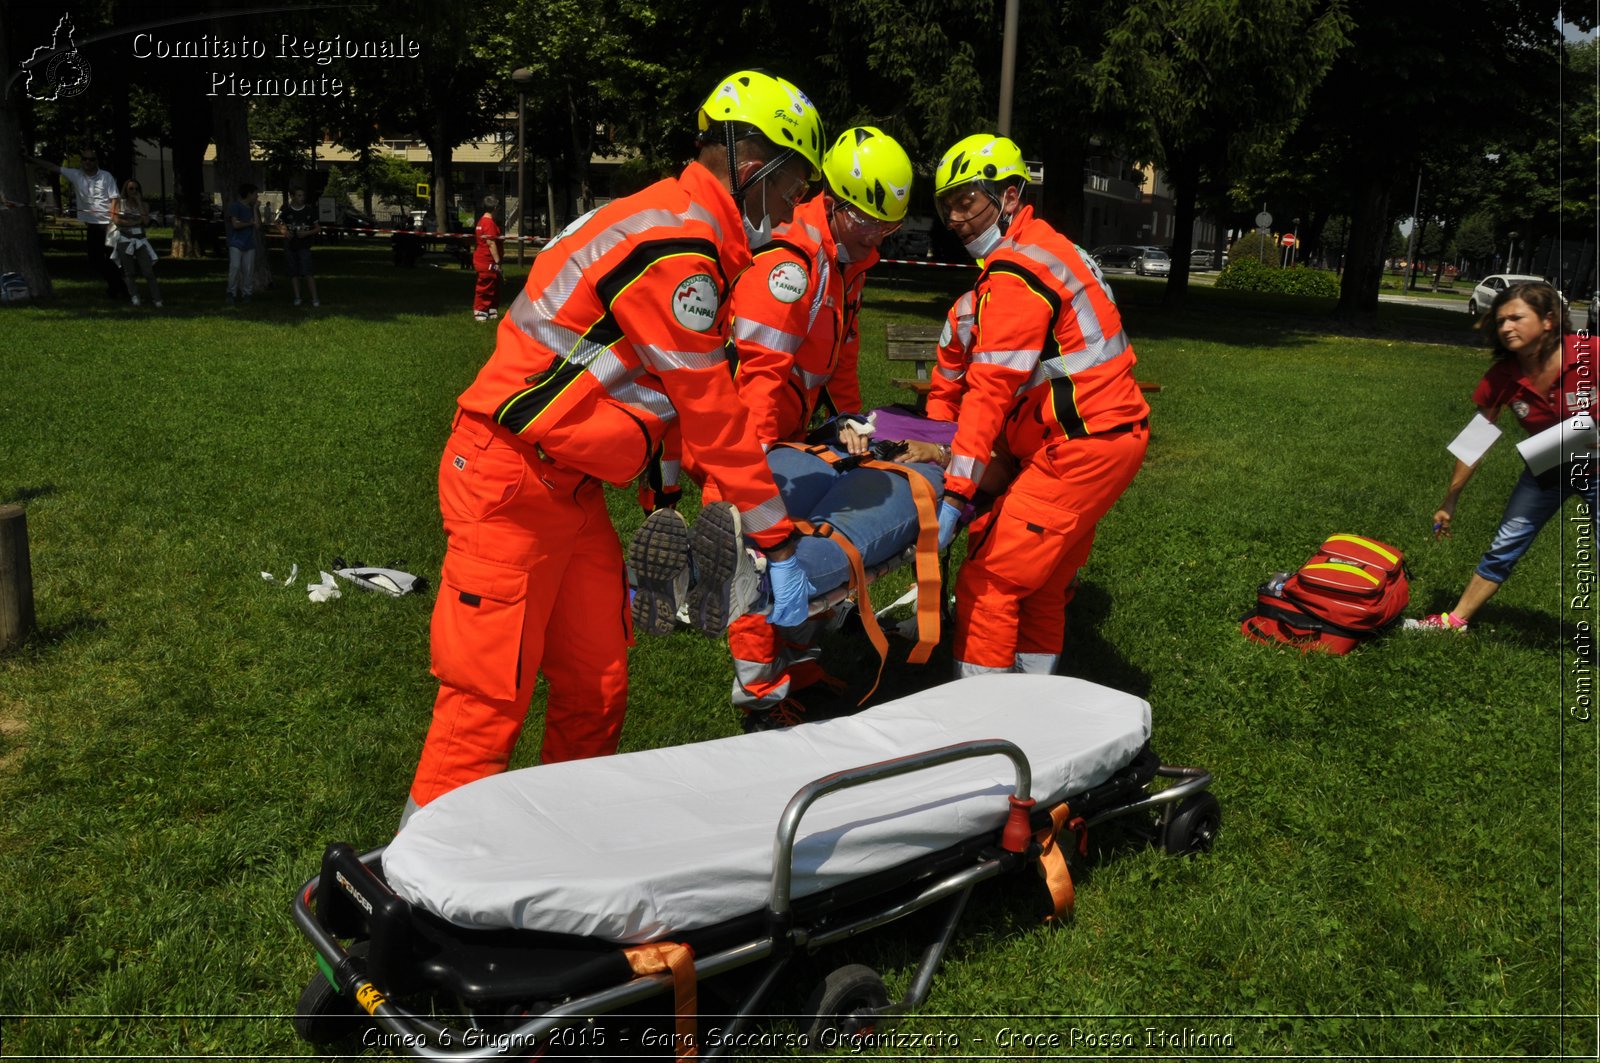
[1466,273,1551,316]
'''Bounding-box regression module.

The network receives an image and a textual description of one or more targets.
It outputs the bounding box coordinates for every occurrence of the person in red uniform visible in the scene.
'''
[472,196,503,322]
[1407,282,1594,632]
[402,70,825,824]
[931,134,1150,677]
[717,126,913,726]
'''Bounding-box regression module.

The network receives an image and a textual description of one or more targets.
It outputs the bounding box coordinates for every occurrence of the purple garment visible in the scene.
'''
[872,407,957,445]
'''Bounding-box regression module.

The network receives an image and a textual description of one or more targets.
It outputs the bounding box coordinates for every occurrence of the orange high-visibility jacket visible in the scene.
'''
[456,162,792,547]
[943,206,1149,505]
[925,289,977,423]
[730,196,876,446]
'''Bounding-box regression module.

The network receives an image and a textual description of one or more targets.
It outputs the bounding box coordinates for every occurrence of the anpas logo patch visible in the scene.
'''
[767,261,808,303]
[672,274,719,332]
[1511,400,1531,419]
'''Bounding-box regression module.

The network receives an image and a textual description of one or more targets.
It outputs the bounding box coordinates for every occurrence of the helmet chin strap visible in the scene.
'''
[721,125,798,219]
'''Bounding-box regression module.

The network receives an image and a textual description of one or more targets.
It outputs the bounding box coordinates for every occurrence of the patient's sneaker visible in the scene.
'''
[686,502,765,636]
[628,508,691,636]
[1403,612,1468,633]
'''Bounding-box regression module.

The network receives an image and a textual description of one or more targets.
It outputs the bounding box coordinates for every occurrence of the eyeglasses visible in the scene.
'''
[769,171,810,210]
[937,187,992,225]
[837,201,902,238]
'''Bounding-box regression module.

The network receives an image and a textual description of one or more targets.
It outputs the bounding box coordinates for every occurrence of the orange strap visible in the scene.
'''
[794,519,890,704]
[1035,803,1077,923]
[857,457,942,664]
[623,942,697,1060]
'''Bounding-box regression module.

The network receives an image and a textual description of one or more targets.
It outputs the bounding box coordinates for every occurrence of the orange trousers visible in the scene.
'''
[408,412,630,809]
[953,425,1147,674]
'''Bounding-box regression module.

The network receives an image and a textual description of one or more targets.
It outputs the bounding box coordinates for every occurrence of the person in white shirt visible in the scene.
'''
[29,148,124,296]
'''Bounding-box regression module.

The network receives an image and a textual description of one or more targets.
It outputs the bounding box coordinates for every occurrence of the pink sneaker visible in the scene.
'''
[1403,612,1468,633]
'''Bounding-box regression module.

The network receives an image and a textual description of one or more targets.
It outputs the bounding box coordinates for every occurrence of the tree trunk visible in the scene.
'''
[1334,173,1392,317]
[1034,135,1086,242]
[168,102,210,258]
[1162,153,1200,308]
[0,11,52,298]
[429,102,453,235]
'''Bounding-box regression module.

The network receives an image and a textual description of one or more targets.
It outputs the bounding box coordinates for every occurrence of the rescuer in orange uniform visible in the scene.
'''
[402,71,826,823]
[930,134,1149,677]
[721,126,915,726]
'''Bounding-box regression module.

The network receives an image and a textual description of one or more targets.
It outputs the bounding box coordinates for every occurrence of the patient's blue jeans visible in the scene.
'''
[768,446,944,593]
[1476,462,1597,583]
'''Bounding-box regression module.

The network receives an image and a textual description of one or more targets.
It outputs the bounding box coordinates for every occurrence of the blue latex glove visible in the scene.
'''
[766,554,815,627]
[937,502,964,553]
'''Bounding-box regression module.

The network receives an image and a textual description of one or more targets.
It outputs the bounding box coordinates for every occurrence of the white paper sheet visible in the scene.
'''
[1447,413,1503,466]
[1516,413,1599,476]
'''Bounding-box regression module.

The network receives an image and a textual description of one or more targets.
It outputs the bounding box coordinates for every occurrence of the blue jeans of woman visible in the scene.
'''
[726,446,942,716]
[1476,462,1597,584]
[769,446,944,592]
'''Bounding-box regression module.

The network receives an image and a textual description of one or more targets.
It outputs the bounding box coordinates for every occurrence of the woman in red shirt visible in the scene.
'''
[1410,281,1594,632]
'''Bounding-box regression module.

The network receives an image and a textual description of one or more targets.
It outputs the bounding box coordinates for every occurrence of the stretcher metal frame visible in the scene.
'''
[291,737,1215,1059]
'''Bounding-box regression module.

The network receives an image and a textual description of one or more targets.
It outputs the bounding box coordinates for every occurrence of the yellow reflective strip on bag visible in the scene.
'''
[1325,534,1399,566]
[1302,562,1381,586]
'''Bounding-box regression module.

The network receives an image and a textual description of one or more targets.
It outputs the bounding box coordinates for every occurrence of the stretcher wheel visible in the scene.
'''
[802,963,890,1044]
[292,950,376,1048]
[1162,791,1221,856]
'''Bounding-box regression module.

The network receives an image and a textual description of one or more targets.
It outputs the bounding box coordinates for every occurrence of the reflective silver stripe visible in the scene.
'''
[639,343,729,372]
[516,203,721,322]
[806,255,830,332]
[956,659,1009,678]
[948,454,987,485]
[1059,329,1130,375]
[936,364,965,381]
[740,495,789,537]
[1013,653,1058,675]
[660,459,681,483]
[794,366,829,390]
[1008,240,1130,373]
[734,318,804,354]
[612,380,676,422]
[973,347,1040,370]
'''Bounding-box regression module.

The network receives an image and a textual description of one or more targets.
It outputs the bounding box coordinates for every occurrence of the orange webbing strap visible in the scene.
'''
[622,942,697,1060]
[857,457,942,664]
[1035,803,1078,923]
[793,518,890,704]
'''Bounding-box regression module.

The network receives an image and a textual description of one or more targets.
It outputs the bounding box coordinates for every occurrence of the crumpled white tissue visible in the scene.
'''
[307,571,342,603]
[259,563,299,587]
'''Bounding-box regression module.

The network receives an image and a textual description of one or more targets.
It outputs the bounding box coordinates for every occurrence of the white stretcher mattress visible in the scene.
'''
[383,674,1151,944]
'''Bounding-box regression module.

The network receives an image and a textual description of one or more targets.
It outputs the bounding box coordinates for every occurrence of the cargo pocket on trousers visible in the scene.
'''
[977,491,1078,593]
[429,552,529,703]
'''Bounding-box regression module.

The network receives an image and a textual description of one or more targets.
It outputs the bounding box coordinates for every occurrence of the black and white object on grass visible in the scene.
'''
[333,566,427,597]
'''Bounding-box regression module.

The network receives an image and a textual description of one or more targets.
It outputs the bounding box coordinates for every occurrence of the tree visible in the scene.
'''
[1285,0,1587,316]
[1094,0,1351,305]
[0,5,53,298]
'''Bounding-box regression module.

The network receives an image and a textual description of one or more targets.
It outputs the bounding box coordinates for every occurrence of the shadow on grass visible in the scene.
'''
[1,614,108,661]
[1,485,56,506]
[1062,581,1153,699]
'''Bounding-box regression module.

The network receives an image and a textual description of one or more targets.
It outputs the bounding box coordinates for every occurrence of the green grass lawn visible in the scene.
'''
[0,242,1594,1058]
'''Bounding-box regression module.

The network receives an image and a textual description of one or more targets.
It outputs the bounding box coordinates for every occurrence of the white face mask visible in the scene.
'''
[963,223,1002,260]
[744,212,774,249]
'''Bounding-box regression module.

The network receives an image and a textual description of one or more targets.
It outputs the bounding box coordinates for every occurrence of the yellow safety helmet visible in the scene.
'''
[821,126,913,223]
[698,70,824,180]
[933,133,1030,199]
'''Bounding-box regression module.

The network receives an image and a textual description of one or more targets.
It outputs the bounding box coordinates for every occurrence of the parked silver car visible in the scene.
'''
[1134,248,1171,276]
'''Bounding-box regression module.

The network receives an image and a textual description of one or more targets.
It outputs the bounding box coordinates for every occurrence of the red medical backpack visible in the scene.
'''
[1241,534,1410,654]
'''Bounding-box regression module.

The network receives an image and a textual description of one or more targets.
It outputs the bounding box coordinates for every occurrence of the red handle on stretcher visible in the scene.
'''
[1001,795,1036,853]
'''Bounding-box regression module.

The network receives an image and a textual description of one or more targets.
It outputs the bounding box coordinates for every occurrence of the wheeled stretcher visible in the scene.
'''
[291,674,1217,1058]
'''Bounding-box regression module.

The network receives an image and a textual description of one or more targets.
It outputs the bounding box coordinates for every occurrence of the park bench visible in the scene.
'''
[885,322,1162,410]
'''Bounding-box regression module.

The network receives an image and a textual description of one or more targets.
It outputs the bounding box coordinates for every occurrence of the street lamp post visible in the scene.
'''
[511,67,534,264]
[997,0,1019,135]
